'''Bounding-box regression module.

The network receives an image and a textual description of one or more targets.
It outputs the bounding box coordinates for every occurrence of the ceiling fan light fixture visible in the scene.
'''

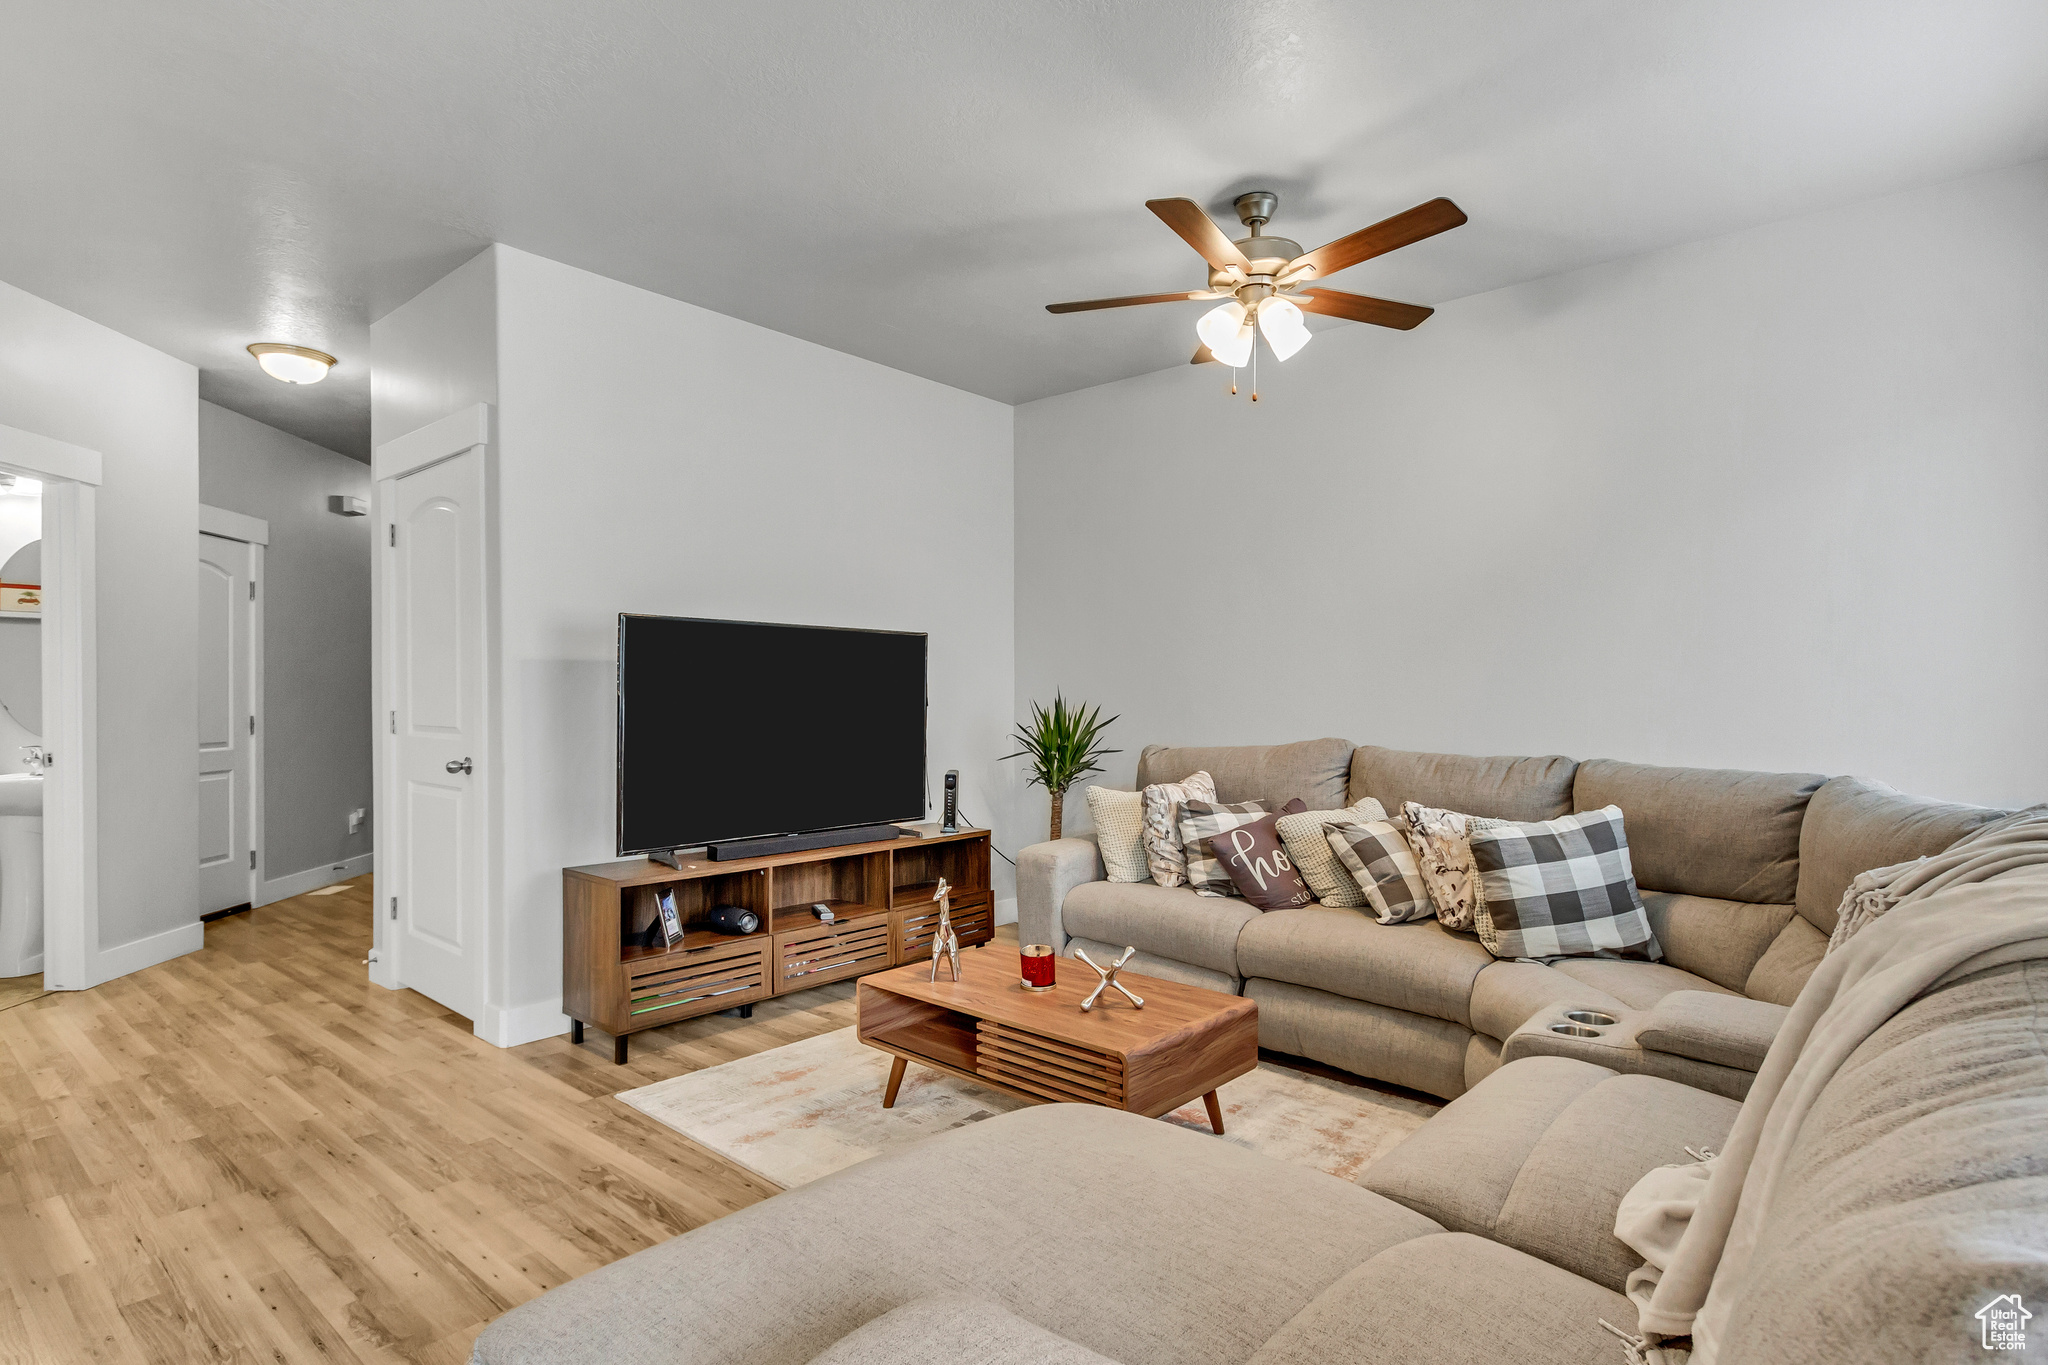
[1257,296,1312,361]
[1196,301,1253,366]
[247,343,337,385]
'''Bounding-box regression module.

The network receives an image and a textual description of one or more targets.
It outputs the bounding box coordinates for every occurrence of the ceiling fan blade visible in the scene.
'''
[1191,344,1216,365]
[1146,198,1253,272]
[1046,290,1208,314]
[1291,289,1435,330]
[1290,198,1466,281]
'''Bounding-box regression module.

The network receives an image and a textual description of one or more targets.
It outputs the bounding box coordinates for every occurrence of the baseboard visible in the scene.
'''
[89,920,204,987]
[477,997,571,1049]
[259,852,375,906]
[995,896,1017,927]
[8,951,42,976]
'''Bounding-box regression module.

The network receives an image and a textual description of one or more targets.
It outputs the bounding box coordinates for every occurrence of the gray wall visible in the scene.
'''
[0,276,198,964]
[1015,157,2048,818]
[198,400,374,883]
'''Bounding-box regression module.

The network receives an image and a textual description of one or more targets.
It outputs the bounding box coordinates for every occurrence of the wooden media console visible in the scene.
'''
[563,827,993,1062]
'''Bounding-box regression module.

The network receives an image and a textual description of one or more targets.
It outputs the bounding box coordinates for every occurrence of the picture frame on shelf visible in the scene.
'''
[656,888,685,947]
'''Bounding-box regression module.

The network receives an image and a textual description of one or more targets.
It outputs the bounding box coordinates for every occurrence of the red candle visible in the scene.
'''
[1020,944,1056,992]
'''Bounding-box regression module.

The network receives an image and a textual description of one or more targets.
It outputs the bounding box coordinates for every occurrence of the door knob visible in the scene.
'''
[446,757,473,774]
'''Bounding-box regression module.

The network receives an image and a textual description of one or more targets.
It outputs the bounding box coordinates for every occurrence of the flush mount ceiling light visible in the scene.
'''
[247,343,337,385]
[1048,190,1466,399]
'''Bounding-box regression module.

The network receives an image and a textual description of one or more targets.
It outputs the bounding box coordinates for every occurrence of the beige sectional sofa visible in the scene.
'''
[1018,739,2005,1099]
[472,946,2047,1365]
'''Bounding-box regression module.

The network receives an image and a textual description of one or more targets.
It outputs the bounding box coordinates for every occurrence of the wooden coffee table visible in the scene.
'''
[855,946,1258,1134]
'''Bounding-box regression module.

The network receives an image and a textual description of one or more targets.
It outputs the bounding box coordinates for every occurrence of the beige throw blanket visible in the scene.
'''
[1631,807,2048,1362]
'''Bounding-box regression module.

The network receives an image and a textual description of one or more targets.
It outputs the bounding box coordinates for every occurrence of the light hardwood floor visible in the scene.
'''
[0,876,879,1365]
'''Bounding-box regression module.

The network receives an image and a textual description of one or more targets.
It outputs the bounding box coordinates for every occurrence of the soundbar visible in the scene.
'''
[698,823,907,862]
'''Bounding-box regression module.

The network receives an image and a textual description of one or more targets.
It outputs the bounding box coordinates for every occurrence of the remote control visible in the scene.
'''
[811,902,836,923]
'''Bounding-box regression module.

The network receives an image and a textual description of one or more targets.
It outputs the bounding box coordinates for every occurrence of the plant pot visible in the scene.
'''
[1049,790,1064,842]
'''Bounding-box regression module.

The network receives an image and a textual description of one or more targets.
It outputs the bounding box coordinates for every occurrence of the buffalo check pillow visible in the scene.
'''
[1326,818,1436,924]
[1466,804,1662,960]
[1180,797,1306,897]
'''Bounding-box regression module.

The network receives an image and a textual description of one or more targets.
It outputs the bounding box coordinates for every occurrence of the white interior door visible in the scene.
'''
[197,532,253,914]
[389,449,485,1019]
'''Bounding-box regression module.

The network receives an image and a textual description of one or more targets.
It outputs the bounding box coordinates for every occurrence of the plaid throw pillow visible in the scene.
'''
[1467,805,1662,960]
[1274,798,1390,907]
[1326,818,1435,924]
[1179,797,1304,897]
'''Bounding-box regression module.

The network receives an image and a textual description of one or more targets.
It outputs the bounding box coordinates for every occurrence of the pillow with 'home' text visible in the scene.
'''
[1215,810,1316,910]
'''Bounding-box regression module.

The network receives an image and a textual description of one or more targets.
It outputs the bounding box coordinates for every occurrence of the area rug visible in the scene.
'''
[616,1026,1436,1189]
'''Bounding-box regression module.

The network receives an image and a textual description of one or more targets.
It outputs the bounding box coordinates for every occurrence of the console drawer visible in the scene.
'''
[897,891,994,961]
[774,913,893,992]
[620,938,770,1024]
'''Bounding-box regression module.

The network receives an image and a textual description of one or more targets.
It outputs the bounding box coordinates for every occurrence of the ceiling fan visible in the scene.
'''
[1046,191,1466,392]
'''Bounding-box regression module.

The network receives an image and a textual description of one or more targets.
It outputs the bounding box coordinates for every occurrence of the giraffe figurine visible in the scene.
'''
[927,876,960,982]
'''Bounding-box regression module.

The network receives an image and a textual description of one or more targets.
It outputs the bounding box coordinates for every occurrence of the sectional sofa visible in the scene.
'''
[1018,739,2005,1099]
[473,946,2046,1365]
[472,740,2041,1365]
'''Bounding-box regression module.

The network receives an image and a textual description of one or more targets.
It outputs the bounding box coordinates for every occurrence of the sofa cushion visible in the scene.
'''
[1640,890,1795,993]
[1793,775,2005,933]
[1362,1061,1741,1292]
[1236,907,1494,1028]
[1743,913,1828,1005]
[1066,936,1239,995]
[1637,990,1788,1071]
[1061,880,1258,978]
[1572,759,1824,903]
[1546,956,1738,1010]
[807,1296,1119,1365]
[1468,960,1629,1040]
[472,1104,1444,1365]
[1348,746,1577,821]
[1247,978,1475,1100]
[1136,738,1353,811]
[1246,1232,1633,1365]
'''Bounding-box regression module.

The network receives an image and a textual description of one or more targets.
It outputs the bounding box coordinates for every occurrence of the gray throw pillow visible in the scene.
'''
[1467,805,1661,960]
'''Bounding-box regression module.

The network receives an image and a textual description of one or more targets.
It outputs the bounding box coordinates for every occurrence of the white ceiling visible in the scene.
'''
[5,1,2046,459]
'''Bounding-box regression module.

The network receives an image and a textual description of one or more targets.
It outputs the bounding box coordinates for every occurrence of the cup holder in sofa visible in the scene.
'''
[1564,1010,1618,1027]
[1550,1022,1606,1039]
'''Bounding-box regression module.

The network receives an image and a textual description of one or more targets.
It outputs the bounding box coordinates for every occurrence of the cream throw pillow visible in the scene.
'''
[1140,770,1217,888]
[1274,798,1389,907]
[1085,786,1149,883]
[1401,801,1509,932]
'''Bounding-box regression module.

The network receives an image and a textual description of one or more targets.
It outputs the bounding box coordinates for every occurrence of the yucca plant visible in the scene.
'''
[1002,694,1120,841]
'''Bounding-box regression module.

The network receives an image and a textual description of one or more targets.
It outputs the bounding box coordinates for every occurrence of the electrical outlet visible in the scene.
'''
[348,808,365,835]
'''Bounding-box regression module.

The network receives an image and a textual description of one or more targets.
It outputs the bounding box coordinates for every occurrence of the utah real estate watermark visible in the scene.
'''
[1977,1294,2031,1352]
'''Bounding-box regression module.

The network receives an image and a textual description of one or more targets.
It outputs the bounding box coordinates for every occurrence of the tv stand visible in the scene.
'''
[563,826,992,1062]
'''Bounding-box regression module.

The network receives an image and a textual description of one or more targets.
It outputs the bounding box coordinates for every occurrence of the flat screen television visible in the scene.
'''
[616,615,927,856]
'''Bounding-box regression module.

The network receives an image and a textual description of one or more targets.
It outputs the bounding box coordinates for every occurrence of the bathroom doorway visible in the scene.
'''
[0,421,97,993]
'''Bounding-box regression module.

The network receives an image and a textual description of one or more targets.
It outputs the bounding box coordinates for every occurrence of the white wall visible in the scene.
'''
[198,400,374,892]
[1016,158,2048,817]
[489,246,1015,1038]
[0,278,199,968]
[370,244,1016,1044]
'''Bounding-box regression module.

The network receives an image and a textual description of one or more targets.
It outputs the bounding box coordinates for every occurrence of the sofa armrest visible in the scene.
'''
[1016,838,1104,954]
[1636,991,1788,1073]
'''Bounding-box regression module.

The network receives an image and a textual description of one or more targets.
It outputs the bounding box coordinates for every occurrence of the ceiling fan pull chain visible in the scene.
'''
[1250,340,1259,402]
[1229,364,1238,396]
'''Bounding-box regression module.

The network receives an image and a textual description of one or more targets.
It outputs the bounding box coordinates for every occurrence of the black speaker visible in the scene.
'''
[942,769,958,833]
[705,903,761,935]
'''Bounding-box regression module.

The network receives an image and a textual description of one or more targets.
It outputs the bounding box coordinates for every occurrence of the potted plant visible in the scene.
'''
[1002,694,1119,841]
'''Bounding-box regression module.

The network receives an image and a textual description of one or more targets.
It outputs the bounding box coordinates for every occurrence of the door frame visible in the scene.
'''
[198,506,267,911]
[369,404,495,1028]
[0,421,98,990]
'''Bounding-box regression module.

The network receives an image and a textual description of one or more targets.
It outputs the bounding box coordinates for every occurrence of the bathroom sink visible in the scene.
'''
[0,774,42,816]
